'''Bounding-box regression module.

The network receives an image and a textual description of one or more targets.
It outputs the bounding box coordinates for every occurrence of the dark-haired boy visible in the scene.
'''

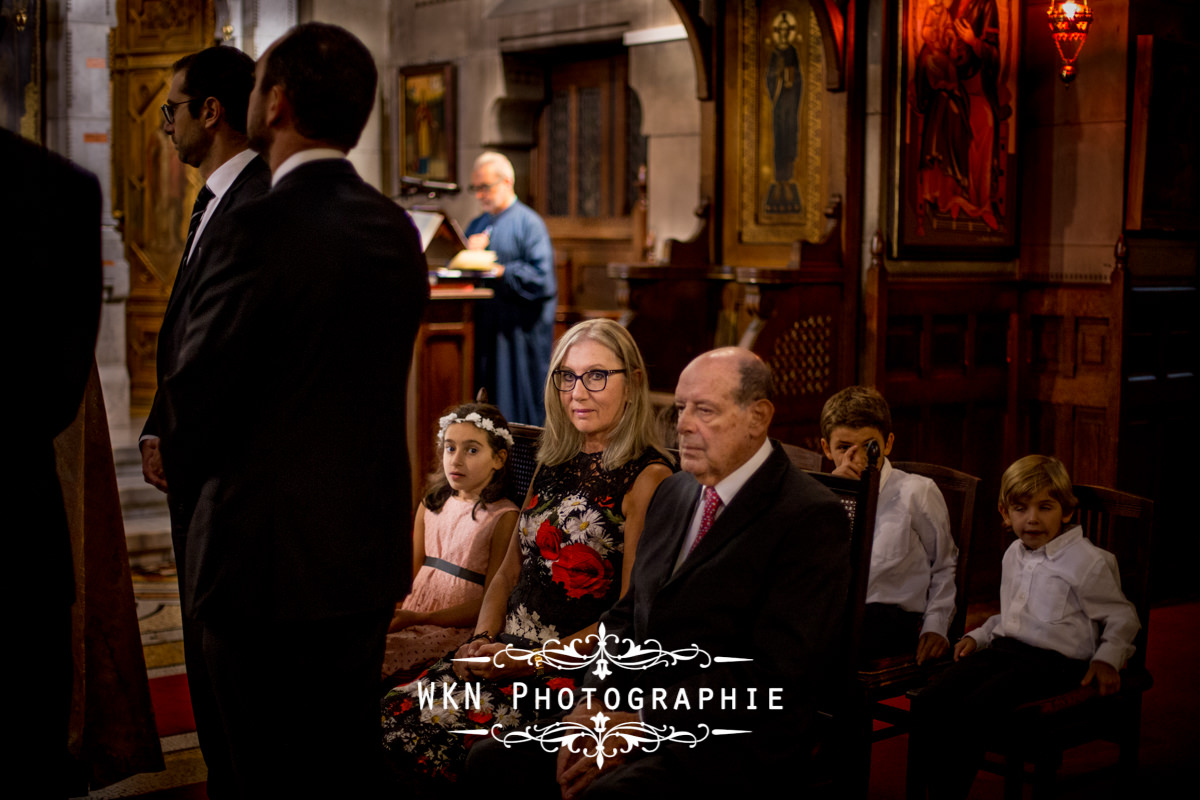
[820,386,958,663]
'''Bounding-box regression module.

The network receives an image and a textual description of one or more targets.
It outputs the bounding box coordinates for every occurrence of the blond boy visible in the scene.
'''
[911,455,1140,799]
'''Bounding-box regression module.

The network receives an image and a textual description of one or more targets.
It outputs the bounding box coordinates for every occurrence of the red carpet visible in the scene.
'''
[148,673,196,738]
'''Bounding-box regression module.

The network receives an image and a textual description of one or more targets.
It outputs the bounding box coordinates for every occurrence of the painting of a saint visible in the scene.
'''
[896,0,1018,256]
[766,10,803,213]
[738,0,826,246]
[400,65,456,184]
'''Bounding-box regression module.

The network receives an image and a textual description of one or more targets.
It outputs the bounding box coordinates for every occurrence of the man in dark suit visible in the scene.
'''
[138,45,268,797]
[555,347,849,797]
[466,348,849,797]
[158,23,428,797]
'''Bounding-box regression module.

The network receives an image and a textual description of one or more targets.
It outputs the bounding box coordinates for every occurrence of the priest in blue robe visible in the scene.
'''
[464,151,556,425]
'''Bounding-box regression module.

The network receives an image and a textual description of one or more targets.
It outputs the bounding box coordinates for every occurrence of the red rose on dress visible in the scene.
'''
[536,521,562,560]
[466,708,492,725]
[545,676,576,692]
[595,496,614,508]
[526,493,540,510]
[551,544,614,599]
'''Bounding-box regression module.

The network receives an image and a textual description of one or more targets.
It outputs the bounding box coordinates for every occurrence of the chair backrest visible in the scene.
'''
[891,461,980,642]
[805,465,880,674]
[783,443,823,471]
[505,423,543,507]
[1071,484,1155,670]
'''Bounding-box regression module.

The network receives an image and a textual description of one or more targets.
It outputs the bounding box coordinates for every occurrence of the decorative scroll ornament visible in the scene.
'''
[481,713,737,767]
[452,623,751,680]
[1047,1,1094,85]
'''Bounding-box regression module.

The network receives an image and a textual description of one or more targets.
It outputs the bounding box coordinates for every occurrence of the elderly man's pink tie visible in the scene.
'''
[689,486,723,554]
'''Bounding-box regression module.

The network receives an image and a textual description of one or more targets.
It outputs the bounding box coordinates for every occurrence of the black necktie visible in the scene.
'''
[180,185,215,271]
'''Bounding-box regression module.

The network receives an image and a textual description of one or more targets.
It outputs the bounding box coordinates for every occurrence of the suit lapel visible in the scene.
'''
[162,157,267,337]
[659,479,701,574]
[667,443,787,583]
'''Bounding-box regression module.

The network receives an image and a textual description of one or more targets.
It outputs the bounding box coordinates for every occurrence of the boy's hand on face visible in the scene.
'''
[915,632,950,664]
[953,637,977,660]
[1081,660,1121,696]
[830,443,864,479]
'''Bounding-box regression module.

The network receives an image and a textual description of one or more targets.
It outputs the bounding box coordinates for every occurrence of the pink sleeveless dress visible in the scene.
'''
[381,495,517,676]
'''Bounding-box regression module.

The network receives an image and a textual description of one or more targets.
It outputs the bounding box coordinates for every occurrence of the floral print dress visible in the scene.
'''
[380,448,668,785]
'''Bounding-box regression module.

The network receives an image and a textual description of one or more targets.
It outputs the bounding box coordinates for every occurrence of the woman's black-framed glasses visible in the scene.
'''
[552,369,626,392]
[161,98,193,125]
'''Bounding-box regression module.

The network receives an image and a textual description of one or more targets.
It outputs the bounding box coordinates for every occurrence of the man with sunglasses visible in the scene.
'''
[464,151,556,425]
[140,44,268,797]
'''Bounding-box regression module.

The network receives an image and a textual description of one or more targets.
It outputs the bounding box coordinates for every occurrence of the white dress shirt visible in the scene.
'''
[673,438,773,573]
[185,148,259,265]
[966,525,1140,669]
[867,459,959,639]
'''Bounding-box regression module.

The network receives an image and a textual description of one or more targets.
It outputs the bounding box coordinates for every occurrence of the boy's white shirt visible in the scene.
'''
[867,458,959,639]
[966,525,1140,669]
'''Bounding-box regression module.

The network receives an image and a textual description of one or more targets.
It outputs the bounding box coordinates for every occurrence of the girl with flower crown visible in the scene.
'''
[380,403,519,678]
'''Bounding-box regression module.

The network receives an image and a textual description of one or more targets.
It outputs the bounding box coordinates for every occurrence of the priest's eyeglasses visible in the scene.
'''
[161,98,193,125]
[552,369,627,392]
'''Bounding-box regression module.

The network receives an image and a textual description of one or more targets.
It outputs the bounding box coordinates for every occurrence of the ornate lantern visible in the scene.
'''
[1047,1,1094,84]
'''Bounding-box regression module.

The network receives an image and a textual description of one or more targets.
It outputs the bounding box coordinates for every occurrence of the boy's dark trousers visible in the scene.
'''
[861,602,924,662]
[910,637,1089,800]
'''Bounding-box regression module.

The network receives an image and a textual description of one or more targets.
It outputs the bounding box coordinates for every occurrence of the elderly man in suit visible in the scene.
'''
[158,23,428,797]
[139,45,269,796]
[467,347,849,798]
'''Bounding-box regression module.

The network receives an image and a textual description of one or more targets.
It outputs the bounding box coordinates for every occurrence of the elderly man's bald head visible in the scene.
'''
[674,348,775,486]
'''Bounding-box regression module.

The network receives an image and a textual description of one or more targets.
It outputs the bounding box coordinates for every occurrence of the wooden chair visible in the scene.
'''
[859,463,980,738]
[803,450,881,799]
[815,460,978,799]
[505,422,543,506]
[973,484,1155,799]
[783,442,823,471]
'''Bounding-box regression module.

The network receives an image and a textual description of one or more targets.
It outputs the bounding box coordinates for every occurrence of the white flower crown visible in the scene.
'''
[437,411,515,447]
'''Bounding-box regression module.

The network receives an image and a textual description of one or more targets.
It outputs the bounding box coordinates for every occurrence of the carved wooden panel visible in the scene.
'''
[607,264,725,394]
[113,0,214,415]
[864,265,1020,601]
[1019,270,1125,490]
[765,313,834,400]
[119,0,213,53]
[742,280,846,451]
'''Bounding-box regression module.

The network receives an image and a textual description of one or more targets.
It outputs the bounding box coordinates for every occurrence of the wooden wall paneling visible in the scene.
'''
[607,265,727,393]
[734,200,852,452]
[744,278,842,451]
[410,295,484,501]
[862,263,1020,600]
[113,0,215,415]
[1018,266,1125,489]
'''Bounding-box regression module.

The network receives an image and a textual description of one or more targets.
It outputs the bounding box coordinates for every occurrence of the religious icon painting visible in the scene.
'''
[731,0,831,247]
[890,0,1020,259]
[398,63,457,185]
